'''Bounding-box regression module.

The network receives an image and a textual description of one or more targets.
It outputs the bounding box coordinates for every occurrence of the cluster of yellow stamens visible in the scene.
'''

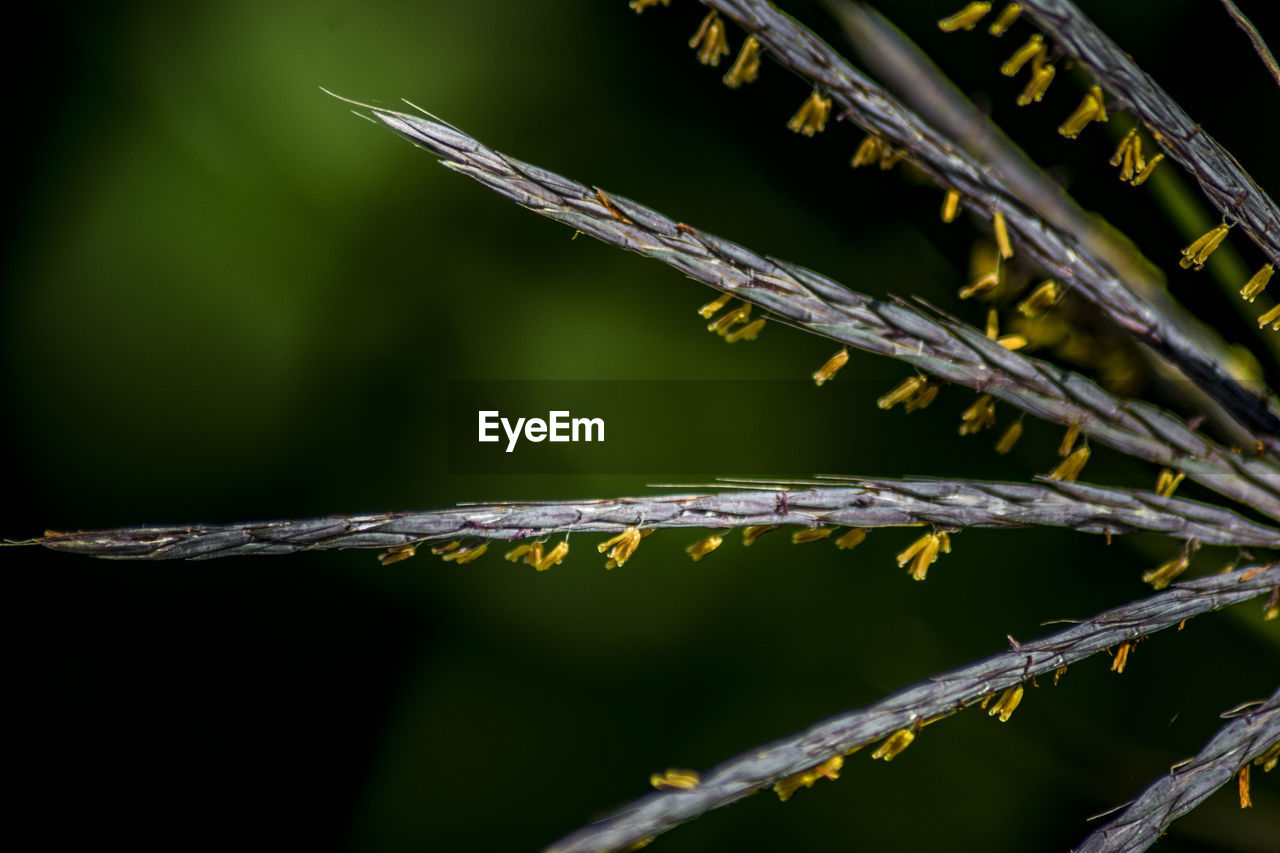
[699,294,765,343]
[1109,640,1135,674]
[685,535,723,561]
[688,10,730,66]
[1154,468,1185,498]
[788,90,832,137]
[505,539,569,572]
[878,376,940,412]
[870,728,916,761]
[1179,223,1231,271]
[650,768,700,791]
[986,309,1027,351]
[723,36,761,88]
[1142,553,1190,590]
[1109,128,1163,186]
[1241,264,1274,302]
[812,349,849,386]
[597,526,644,569]
[958,394,997,435]
[1018,280,1060,317]
[897,531,951,581]
[773,756,844,801]
[937,2,991,32]
[986,684,1024,722]
[1058,86,1107,139]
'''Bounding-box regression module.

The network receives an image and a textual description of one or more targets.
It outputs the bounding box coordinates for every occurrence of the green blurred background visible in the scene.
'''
[4,1,1278,850]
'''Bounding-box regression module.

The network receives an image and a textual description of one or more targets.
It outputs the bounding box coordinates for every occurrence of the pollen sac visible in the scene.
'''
[698,292,733,319]
[1239,764,1253,809]
[1179,223,1232,271]
[598,526,642,569]
[1058,86,1107,139]
[851,134,882,168]
[941,189,962,223]
[1257,742,1280,772]
[629,0,670,12]
[1058,422,1081,457]
[903,382,940,412]
[1260,304,1280,331]
[835,528,868,550]
[1155,468,1186,498]
[430,540,460,555]
[871,729,916,761]
[378,544,417,565]
[773,756,843,801]
[1016,62,1056,105]
[1001,34,1043,76]
[959,271,1000,300]
[787,90,833,136]
[988,3,1022,36]
[992,211,1014,259]
[685,535,723,561]
[1018,280,1061,317]
[938,2,991,32]
[813,349,849,386]
[442,542,489,564]
[742,525,778,547]
[708,302,752,336]
[723,35,762,88]
[1047,446,1090,482]
[1242,264,1275,302]
[897,532,949,581]
[1142,554,1189,590]
[1110,640,1133,674]
[987,684,1024,722]
[1130,153,1163,186]
[878,376,926,410]
[534,540,569,572]
[689,10,730,66]
[792,527,835,544]
[994,419,1023,454]
[650,768,700,791]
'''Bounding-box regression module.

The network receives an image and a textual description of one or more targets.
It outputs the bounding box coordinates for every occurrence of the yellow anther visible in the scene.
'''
[813,349,849,386]
[722,35,762,88]
[986,309,1001,340]
[1239,764,1252,808]
[1001,34,1043,76]
[442,542,488,564]
[1048,446,1090,482]
[697,292,732,318]
[1058,86,1107,139]
[742,525,778,547]
[959,394,997,435]
[988,3,1022,36]
[1110,129,1138,167]
[1260,304,1280,331]
[903,382,940,411]
[942,189,962,223]
[598,526,642,569]
[534,539,569,572]
[708,302,752,335]
[851,134,882,168]
[689,11,730,66]
[1110,641,1133,674]
[879,147,904,170]
[430,540,460,555]
[1016,62,1056,105]
[1053,666,1068,685]
[959,271,1000,300]
[787,90,832,136]
[1242,264,1274,302]
[773,756,843,801]
[994,419,1024,454]
[629,0,670,12]
[650,769,700,791]
[1179,223,1232,271]
[1130,153,1163,185]
[792,527,834,544]
[724,317,765,343]
[988,684,1024,722]
[504,541,544,565]
[998,334,1027,350]
[1142,554,1189,590]
[835,528,868,550]
[871,729,916,761]
[1256,742,1279,772]
[992,211,1013,259]
[938,2,991,31]
[1059,422,1080,457]
[378,544,417,565]
[685,535,723,561]
[1155,468,1185,498]
[1018,280,1061,317]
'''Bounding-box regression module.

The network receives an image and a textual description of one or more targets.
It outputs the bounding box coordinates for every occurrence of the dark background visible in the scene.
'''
[4,1,1278,850]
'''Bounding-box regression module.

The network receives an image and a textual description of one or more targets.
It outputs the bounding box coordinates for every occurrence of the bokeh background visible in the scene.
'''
[5,1,1278,850]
